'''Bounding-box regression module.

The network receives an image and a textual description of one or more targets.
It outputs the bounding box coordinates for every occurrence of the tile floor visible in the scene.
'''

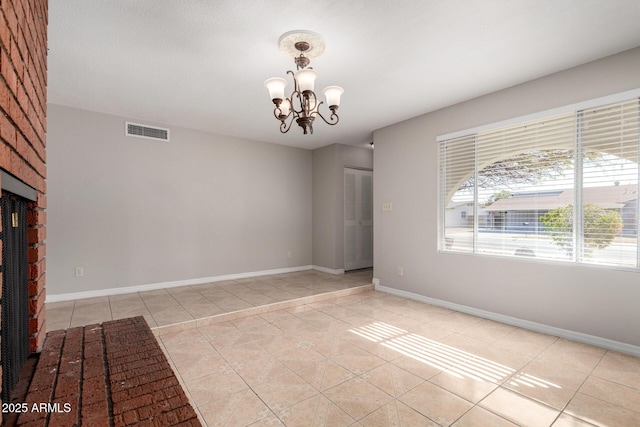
[46,270,640,426]
[46,269,373,331]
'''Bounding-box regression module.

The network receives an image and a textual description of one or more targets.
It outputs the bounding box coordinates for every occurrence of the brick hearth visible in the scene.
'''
[12,316,201,426]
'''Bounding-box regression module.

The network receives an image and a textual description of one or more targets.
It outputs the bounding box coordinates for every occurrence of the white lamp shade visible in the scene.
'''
[264,77,287,100]
[279,99,291,116]
[322,86,344,107]
[295,68,317,92]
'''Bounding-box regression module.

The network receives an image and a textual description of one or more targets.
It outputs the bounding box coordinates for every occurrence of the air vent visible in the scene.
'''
[125,122,170,141]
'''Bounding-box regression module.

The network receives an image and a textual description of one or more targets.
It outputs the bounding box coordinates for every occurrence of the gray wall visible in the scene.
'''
[373,47,640,347]
[312,144,373,271]
[48,105,312,295]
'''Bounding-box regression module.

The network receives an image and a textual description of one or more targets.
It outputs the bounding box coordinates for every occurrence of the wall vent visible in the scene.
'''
[125,122,170,141]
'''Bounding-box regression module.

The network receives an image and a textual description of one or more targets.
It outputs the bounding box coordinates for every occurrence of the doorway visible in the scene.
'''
[344,168,373,271]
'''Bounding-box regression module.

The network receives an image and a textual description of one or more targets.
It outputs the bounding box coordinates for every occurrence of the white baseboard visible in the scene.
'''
[46,265,314,303]
[312,265,345,275]
[375,283,640,357]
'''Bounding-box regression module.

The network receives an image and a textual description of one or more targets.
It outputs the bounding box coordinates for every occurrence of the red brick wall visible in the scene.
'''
[0,0,48,414]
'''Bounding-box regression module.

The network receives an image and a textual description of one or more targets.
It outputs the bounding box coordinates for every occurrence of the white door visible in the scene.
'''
[344,168,373,271]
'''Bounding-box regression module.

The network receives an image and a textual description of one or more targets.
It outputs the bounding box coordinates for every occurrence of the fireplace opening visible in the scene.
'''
[1,191,30,404]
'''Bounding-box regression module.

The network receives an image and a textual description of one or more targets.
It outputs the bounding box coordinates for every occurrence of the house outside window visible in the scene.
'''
[438,95,640,269]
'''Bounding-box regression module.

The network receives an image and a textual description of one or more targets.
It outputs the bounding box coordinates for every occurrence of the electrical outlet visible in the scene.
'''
[287,251,293,258]
[382,202,393,211]
[396,266,404,276]
[75,267,84,277]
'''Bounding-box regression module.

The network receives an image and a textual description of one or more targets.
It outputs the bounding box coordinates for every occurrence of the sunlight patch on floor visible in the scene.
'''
[350,321,560,388]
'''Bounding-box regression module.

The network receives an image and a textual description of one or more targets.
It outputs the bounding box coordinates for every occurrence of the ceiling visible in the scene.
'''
[48,0,640,150]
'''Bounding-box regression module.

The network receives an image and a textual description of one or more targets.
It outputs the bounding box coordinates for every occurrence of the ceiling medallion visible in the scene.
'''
[264,30,343,135]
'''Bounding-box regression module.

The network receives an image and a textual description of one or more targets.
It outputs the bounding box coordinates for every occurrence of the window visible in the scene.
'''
[439,96,640,269]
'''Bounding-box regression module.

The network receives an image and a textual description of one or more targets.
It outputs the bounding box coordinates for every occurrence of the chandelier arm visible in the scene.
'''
[315,105,340,126]
[290,90,305,115]
[279,111,296,133]
[286,70,298,93]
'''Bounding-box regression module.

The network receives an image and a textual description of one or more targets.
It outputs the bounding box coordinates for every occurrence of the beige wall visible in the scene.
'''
[373,47,640,348]
[47,105,313,295]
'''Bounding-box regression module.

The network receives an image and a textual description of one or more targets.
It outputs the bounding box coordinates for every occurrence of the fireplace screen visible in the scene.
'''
[1,192,30,404]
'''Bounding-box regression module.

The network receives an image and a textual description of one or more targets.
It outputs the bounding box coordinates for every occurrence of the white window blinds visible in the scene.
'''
[439,97,639,268]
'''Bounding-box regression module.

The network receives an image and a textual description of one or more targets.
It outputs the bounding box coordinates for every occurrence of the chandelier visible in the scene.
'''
[264,30,344,135]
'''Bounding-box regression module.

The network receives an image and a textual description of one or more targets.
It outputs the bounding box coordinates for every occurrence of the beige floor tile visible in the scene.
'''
[551,413,599,426]
[429,311,484,333]
[331,344,387,375]
[479,387,560,427]
[197,389,274,426]
[345,333,405,362]
[315,304,353,319]
[276,347,327,374]
[399,381,473,426]
[366,363,424,398]
[359,400,439,426]
[277,394,355,427]
[252,370,318,412]
[235,355,292,387]
[45,307,73,331]
[165,340,227,381]
[494,328,558,357]
[109,295,146,309]
[283,327,347,358]
[390,354,441,381]
[148,305,195,326]
[591,350,640,390]
[406,321,453,341]
[437,332,490,355]
[460,318,518,344]
[474,345,534,377]
[521,357,591,391]
[293,358,355,392]
[231,314,270,329]
[258,331,314,355]
[271,314,314,332]
[579,376,640,413]
[504,370,576,410]
[159,327,206,349]
[429,370,499,403]
[292,309,337,327]
[537,338,606,371]
[181,302,226,318]
[503,357,590,409]
[564,392,640,426]
[201,326,248,350]
[69,303,112,327]
[218,341,273,364]
[75,296,110,305]
[184,368,249,407]
[452,406,518,426]
[323,377,393,420]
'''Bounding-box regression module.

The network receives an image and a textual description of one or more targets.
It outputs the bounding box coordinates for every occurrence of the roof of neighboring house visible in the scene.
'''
[483,184,637,211]
[446,201,474,209]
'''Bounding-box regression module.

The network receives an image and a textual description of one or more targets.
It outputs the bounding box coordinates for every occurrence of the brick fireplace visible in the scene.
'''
[0,0,48,419]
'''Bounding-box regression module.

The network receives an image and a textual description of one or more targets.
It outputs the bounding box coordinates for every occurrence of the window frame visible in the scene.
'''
[437,89,640,270]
